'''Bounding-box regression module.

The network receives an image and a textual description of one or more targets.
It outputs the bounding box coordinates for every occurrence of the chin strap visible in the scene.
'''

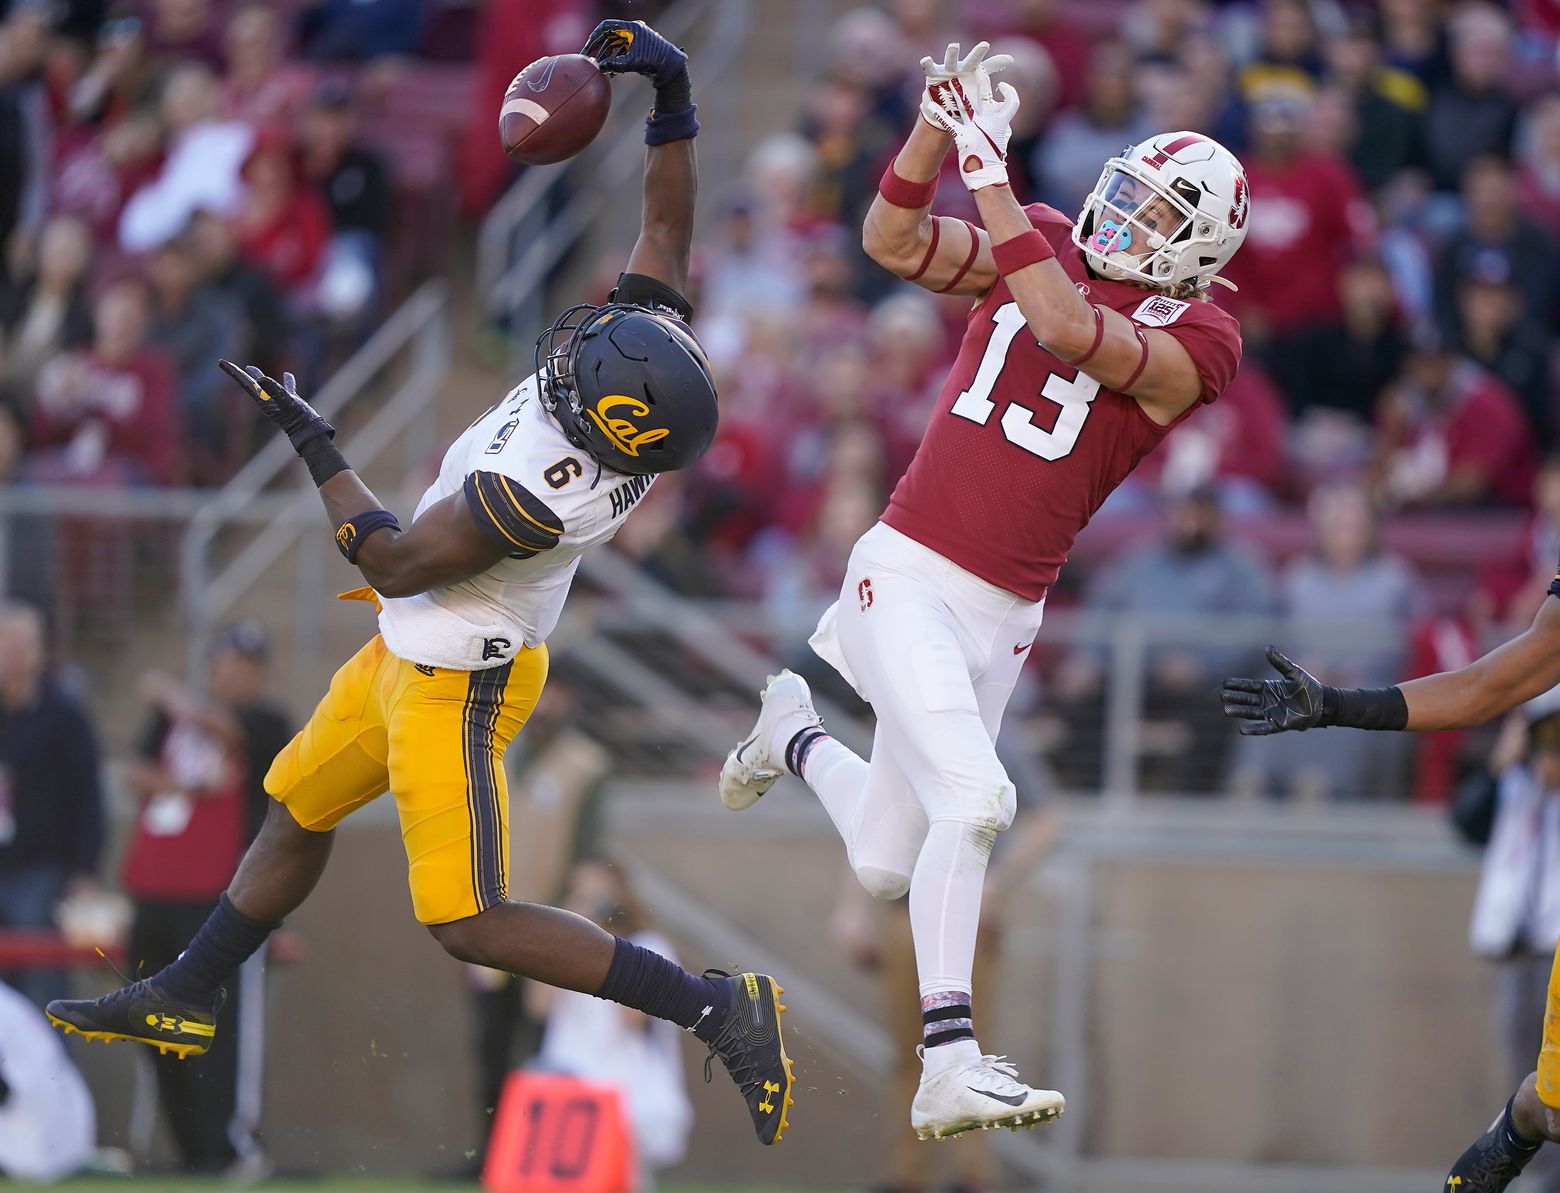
[1207,274,1238,292]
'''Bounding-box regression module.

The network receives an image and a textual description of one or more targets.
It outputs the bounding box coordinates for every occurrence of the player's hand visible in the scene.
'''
[1220,646,1329,735]
[918,40,1012,128]
[923,69,1020,192]
[582,19,686,88]
[218,359,333,454]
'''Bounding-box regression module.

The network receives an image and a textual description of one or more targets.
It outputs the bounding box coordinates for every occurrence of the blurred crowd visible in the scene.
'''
[590,0,1559,799]
[0,0,475,491]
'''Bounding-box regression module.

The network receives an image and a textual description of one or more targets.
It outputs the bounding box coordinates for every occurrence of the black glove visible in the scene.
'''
[582,19,687,93]
[1220,646,1327,735]
[218,360,334,454]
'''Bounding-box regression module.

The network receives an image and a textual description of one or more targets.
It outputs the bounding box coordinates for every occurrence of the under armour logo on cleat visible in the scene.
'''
[759,1080,780,1114]
[1447,1178,1463,1189]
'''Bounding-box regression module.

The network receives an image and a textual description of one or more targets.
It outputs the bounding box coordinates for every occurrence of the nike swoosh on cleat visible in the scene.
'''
[968,1086,1030,1107]
[735,736,756,764]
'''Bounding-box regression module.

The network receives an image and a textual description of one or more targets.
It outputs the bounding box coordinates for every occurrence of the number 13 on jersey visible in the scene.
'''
[950,301,1102,460]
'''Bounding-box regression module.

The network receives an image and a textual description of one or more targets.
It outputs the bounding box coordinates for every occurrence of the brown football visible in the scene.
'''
[500,53,611,165]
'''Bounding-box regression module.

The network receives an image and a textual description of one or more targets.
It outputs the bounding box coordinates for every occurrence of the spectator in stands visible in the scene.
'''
[1232,486,1423,800]
[1435,155,1557,335]
[146,237,243,477]
[1225,80,1374,414]
[1463,698,1560,1192]
[1322,18,1427,194]
[27,276,179,486]
[142,0,222,70]
[993,39,1059,203]
[297,0,425,62]
[1376,0,1448,87]
[298,79,392,322]
[120,632,281,1176]
[0,601,103,1009]
[184,208,288,375]
[1423,4,1519,192]
[119,62,253,253]
[0,215,93,414]
[1033,41,1151,215]
[0,2,52,272]
[51,111,162,246]
[1054,488,1275,793]
[221,4,312,128]
[1519,92,1560,237]
[1238,0,1326,98]
[1451,249,1555,448]
[530,859,692,1186]
[233,127,330,299]
[1310,256,1409,422]
[988,0,1091,111]
[1375,330,1536,509]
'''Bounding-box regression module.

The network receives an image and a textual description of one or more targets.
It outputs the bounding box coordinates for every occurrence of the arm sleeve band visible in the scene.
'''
[1323,685,1410,731]
[463,471,565,557]
[1120,326,1151,391]
[609,272,694,322]
[1057,306,1106,367]
[878,157,939,209]
[905,215,942,282]
[335,508,401,563]
[935,221,982,293]
[990,228,1056,276]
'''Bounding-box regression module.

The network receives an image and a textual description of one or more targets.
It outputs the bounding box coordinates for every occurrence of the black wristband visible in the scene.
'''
[335,508,401,562]
[1322,685,1409,731]
[301,437,349,487]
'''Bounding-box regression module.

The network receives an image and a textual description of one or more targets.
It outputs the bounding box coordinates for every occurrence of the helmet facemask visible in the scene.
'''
[1078,164,1209,287]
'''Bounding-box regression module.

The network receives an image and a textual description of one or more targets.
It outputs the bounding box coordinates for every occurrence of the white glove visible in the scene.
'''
[918,41,1012,129]
[924,76,1020,191]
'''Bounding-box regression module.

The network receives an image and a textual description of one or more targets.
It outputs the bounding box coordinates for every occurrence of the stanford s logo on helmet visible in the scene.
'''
[535,302,718,477]
[1074,131,1250,288]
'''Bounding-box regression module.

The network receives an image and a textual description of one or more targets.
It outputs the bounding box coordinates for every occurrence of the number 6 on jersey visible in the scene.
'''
[949,301,1101,460]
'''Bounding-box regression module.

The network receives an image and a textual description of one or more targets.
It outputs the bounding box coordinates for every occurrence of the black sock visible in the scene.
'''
[596,935,730,1044]
[784,726,828,778]
[1446,1096,1542,1189]
[155,894,280,1005]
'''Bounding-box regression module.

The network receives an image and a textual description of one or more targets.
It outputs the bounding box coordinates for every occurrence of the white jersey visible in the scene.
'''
[376,374,655,669]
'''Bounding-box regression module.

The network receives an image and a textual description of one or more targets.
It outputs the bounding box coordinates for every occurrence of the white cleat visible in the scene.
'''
[718,670,821,811]
[911,1054,1065,1141]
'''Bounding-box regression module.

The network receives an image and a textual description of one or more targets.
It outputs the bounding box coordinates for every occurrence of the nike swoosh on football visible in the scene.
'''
[1013,641,1035,655]
[968,1086,1029,1107]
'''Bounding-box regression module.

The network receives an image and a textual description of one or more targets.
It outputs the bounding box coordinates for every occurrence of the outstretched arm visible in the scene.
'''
[219,362,506,599]
[585,19,698,295]
[1221,597,1560,735]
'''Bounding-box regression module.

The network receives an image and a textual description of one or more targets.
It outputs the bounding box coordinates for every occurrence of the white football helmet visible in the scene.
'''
[1074,131,1250,288]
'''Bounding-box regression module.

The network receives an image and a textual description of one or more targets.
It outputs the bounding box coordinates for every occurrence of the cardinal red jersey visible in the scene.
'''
[883,204,1243,602]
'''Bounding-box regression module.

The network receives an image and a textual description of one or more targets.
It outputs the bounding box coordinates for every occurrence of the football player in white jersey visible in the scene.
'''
[47,19,797,1146]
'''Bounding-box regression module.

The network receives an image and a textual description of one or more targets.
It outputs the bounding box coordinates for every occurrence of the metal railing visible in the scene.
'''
[179,279,451,667]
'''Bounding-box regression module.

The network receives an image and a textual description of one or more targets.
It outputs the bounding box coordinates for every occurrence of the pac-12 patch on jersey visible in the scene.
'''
[1131,294,1189,327]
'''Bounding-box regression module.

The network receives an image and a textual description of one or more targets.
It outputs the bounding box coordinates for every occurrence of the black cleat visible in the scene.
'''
[1445,1102,1542,1192]
[700,970,795,1144]
[47,979,220,1060]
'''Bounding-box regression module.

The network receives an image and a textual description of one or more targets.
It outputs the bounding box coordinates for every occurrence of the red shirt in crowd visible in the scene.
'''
[1225,150,1374,334]
[29,347,180,484]
[237,188,331,290]
[1132,360,1289,497]
[1384,362,1537,508]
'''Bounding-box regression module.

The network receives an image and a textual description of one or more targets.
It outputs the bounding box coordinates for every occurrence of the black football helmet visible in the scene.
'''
[534,302,718,477]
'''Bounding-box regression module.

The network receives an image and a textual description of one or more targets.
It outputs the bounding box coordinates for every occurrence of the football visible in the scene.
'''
[500,53,611,165]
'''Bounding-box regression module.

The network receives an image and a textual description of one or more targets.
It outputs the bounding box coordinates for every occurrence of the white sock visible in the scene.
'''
[909,819,995,1020]
[921,1037,981,1076]
[790,735,868,849]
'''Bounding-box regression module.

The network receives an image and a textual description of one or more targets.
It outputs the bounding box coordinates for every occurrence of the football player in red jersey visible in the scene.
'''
[719,44,1250,1139]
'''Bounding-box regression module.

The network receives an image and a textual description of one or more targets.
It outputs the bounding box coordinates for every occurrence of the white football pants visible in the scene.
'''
[807,521,1043,994]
